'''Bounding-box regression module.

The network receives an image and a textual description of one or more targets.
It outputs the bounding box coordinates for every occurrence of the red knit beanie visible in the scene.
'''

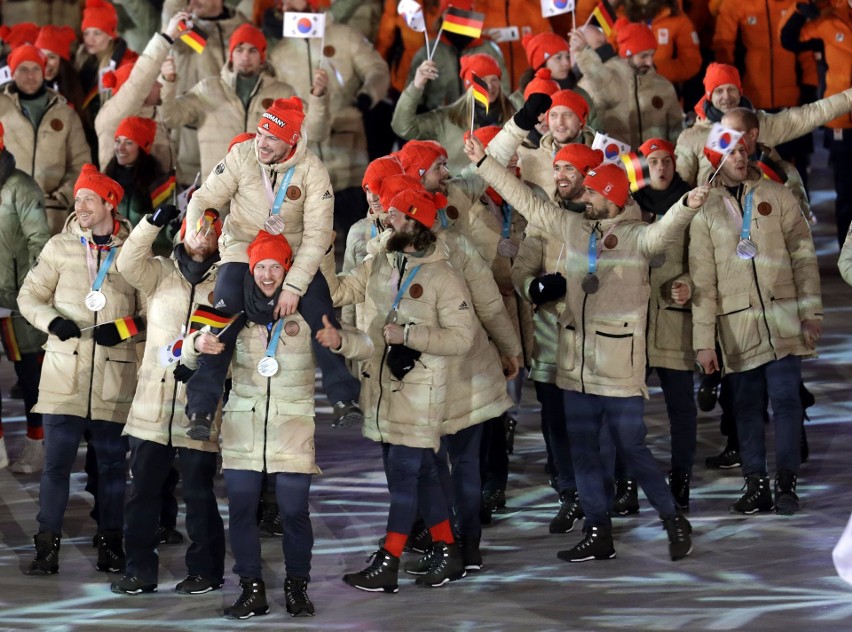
[703,62,742,99]
[229,132,256,152]
[440,0,474,14]
[378,174,426,211]
[258,97,304,145]
[523,68,560,100]
[553,144,603,174]
[460,53,501,88]
[229,24,267,62]
[101,62,134,94]
[82,0,118,38]
[639,138,675,162]
[115,116,157,154]
[547,89,589,126]
[522,32,569,70]
[583,163,629,207]
[248,230,293,273]
[463,125,501,148]
[0,22,40,48]
[397,140,448,177]
[388,189,448,228]
[35,25,77,61]
[8,44,46,75]
[362,155,405,193]
[75,164,124,208]
[616,21,658,58]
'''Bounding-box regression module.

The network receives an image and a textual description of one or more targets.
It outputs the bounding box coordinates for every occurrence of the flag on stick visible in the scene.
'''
[113,316,142,340]
[283,12,326,38]
[178,21,208,54]
[541,0,575,18]
[619,152,651,192]
[705,123,744,157]
[471,73,489,114]
[189,307,238,333]
[398,0,426,32]
[0,317,21,361]
[589,0,617,36]
[441,6,485,39]
[755,151,788,184]
[591,132,631,165]
[150,170,177,208]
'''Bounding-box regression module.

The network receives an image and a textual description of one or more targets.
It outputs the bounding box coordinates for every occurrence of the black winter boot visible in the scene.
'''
[342,548,400,593]
[549,490,584,533]
[661,513,693,561]
[414,541,466,587]
[96,530,125,572]
[27,531,60,575]
[612,478,639,515]
[557,525,616,562]
[669,470,691,512]
[284,576,314,617]
[224,577,269,619]
[731,475,774,514]
[774,471,800,515]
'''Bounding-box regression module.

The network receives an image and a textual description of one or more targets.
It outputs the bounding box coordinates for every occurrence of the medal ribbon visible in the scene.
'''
[739,190,755,241]
[81,237,118,291]
[264,319,285,358]
[585,224,619,275]
[437,208,449,229]
[501,203,512,239]
[392,265,422,311]
[260,166,296,216]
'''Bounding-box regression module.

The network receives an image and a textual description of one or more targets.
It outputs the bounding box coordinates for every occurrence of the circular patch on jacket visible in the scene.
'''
[323,45,336,57]
[757,202,772,216]
[409,283,423,299]
[50,118,64,131]
[262,98,274,108]
[208,292,215,303]
[446,206,459,220]
[286,185,301,200]
[604,234,618,249]
[651,96,664,109]
[284,321,300,336]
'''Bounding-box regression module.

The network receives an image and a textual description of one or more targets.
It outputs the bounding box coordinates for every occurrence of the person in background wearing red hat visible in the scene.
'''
[323,187,474,592]
[675,61,852,188]
[35,25,85,114]
[186,229,372,618]
[466,133,706,564]
[18,164,143,577]
[0,44,90,236]
[183,96,361,438]
[0,22,40,58]
[109,202,225,597]
[690,140,822,517]
[572,21,684,149]
[0,121,50,474]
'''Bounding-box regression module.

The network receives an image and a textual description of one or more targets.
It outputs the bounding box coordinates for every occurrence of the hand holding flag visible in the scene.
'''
[591,132,631,165]
[83,316,145,347]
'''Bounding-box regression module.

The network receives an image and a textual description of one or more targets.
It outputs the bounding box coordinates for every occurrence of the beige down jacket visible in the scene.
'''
[324,241,474,450]
[576,48,683,150]
[95,33,176,173]
[689,171,822,374]
[18,214,141,422]
[183,317,372,473]
[840,228,852,287]
[476,156,700,398]
[186,137,333,296]
[675,88,852,186]
[115,219,219,451]
[268,22,390,192]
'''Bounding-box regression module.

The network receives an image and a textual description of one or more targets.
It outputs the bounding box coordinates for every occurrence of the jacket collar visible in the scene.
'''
[66,213,132,247]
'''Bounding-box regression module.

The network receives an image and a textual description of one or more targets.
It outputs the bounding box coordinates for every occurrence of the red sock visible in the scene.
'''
[27,427,44,441]
[383,532,407,558]
[429,520,455,545]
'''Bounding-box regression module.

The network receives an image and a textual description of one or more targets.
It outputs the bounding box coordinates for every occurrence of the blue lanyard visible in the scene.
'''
[371,223,377,239]
[587,229,598,274]
[437,208,449,229]
[739,191,755,240]
[265,319,285,357]
[501,203,512,239]
[392,265,421,310]
[270,167,296,216]
[82,238,117,291]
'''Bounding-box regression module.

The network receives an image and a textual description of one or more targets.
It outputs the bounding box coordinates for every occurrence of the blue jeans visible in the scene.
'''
[38,414,127,533]
[224,469,313,580]
[435,423,484,542]
[535,381,576,494]
[654,368,698,474]
[727,355,803,477]
[382,444,448,535]
[124,437,224,584]
[563,391,675,529]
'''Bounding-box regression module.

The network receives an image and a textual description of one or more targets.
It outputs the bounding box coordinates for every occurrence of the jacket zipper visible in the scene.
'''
[765,0,775,106]
[633,75,643,141]
[87,248,100,419]
[216,23,226,66]
[263,326,272,472]
[30,98,57,175]
[168,283,198,443]
[579,293,589,393]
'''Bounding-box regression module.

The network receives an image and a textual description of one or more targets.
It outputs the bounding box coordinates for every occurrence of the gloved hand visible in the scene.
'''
[48,317,81,341]
[796,2,819,18]
[386,344,421,380]
[355,93,373,114]
[513,93,553,131]
[149,203,179,228]
[529,273,567,305]
[173,364,196,383]
[94,324,123,346]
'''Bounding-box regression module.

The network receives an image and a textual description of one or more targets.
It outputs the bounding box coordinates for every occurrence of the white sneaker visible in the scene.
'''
[0,437,8,469]
[9,436,44,474]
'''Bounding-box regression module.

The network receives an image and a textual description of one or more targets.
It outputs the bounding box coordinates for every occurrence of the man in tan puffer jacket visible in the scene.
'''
[19,164,142,578]
[691,141,821,518]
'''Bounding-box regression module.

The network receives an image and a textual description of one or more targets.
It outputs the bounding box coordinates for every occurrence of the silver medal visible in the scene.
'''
[581,273,600,294]
[85,290,107,312]
[736,238,758,260]
[263,214,286,235]
[648,253,666,268]
[257,356,279,377]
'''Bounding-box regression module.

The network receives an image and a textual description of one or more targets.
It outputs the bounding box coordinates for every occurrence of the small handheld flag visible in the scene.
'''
[541,0,576,18]
[755,151,788,184]
[471,73,490,114]
[150,170,177,208]
[705,123,744,157]
[441,6,485,39]
[588,0,617,36]
[196,209,221,237]
[178,21,208,54]
[283,12,326,38]
[189,307,239,334]
[398,0,426,32]
[619,152,651,192]
[82,316,145,346]
[591,132,631,165]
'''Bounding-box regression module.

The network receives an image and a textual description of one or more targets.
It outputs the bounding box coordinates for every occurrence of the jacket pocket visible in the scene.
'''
[593,320,634,379]
[718,292,760,355]
[387,369,439,427]
[41,337,80,395]
[654,296,691,352]
[270,402,316,460]
[101,345,138,403]
[131,364,168,424]
[770,283,802,340]
[221,396,256,454]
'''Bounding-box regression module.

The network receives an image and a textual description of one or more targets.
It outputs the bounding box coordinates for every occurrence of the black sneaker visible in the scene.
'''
[157,527,184,545]
[669,470,691,512]
[332,401,363,428]
[774,471,800,516]
[187,412,214,441]
[706,446,741,469]
[223,577,269,620]
[505,416,518,455]
[661,513,693,561]
[175,574,223,595]
[27,531,60,575]
[414,541,466,587]
[550,490,584,534]
[284,576,314,617]
[557,526,616,562]
[342,548,400,593]
[730,475,774,514]
[111,575,158,595]
[612,478,639,516]
[96,530,125,572]
[460,539,483,572]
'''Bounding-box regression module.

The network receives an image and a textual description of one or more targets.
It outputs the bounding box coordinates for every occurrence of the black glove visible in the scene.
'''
[355,93,373,114]
[386,344,421,380]
[796,2,819,18]
[173,364,196,383]
[94,324,123,347]
[48,317,81,341]
[149,203,179,228]
[529,273,567,306]
[513,93,553,131]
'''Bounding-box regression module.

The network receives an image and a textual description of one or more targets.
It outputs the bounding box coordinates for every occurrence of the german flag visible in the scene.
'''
[590,0,617,37]
[196,208,221,236]
[178,21,208,54]
[755,151,788,184]
[441,7,485,39]
[189,306,237,332]
[620,151,650,192]
[150,170,177,208]
[82,85,99,110]
[0,317,21,362]
[113,316,142,340]
[471,73,489,114]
